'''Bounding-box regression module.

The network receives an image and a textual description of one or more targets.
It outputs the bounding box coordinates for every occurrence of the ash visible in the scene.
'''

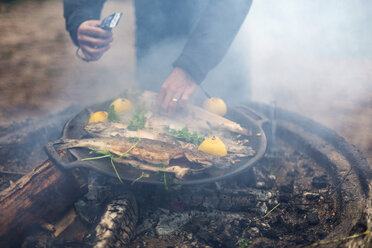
[127,146,337,248]
[130,174,277,248]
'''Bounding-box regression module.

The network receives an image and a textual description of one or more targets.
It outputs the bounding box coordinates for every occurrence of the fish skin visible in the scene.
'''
[59,138,213,166]
[85,122,174,144]
[85,122,255,158]
[113,157,190,179]
[140,91,250,135]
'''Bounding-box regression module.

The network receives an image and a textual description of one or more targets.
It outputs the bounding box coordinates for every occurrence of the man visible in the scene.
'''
[63,0,252,114]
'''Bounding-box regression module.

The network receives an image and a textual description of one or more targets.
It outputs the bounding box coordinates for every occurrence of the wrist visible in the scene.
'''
[173,67,196,86]
[173,55,205,84]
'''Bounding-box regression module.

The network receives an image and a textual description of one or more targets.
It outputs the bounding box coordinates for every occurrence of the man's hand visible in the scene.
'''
[157,67,197,115]
[77,20,113,61]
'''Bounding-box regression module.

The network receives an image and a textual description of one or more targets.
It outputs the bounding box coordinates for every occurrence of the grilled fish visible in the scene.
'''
[85,122,175,144]
[59,137,214,166]
[139,91,250,136]
[85,122,255,158]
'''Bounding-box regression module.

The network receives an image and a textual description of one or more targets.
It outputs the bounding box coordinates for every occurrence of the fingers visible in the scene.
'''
[77,20,113,61]
[78,34,113,47]
[78,20,112,38]
[157,83,176,114]
[164,90,183,115]
[80,44,111,61]
[79,25,113,39]
[179,83,197,109]
[156,85,167,107]
[157,68,197,116]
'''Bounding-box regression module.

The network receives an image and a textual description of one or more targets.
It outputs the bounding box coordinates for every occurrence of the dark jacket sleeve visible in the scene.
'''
[173,0,252,84]
[63,0,106,46]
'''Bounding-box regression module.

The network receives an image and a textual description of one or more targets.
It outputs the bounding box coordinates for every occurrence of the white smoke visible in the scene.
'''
[62,0,372,132]
[229,0,372,128]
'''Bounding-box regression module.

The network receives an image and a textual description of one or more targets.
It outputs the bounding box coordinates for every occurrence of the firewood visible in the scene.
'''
[93,196,138,248]
[0,155,83,247]
[53,208,77,238]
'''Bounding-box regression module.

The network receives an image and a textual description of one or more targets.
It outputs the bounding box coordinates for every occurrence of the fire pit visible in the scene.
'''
[126,102,371,247]
[0,102,370,247]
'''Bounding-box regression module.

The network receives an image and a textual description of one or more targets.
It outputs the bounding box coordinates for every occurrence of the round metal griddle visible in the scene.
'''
[45,100,268,185]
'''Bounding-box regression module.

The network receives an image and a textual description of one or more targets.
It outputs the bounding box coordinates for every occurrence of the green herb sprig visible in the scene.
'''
[238,203,281,247]
[81,138,141,183]
[131,172,150,185]
[127,110,146,131]
[107,105,120,122]
[166,126,205,146]
[82,149,124,183]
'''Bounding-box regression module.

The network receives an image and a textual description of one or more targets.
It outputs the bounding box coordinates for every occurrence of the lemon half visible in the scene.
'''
[203,97,227,116]
[110,98,133,113]
[198,136,227,157]
[89,111,108,123]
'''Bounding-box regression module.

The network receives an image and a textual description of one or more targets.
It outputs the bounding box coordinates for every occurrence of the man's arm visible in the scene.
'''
[174,0,253,84]
[158,0,252,113]
[63,0,106,46]
[64,0,113,61]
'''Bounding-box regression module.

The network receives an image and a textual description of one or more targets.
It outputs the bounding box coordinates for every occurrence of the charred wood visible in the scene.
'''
[0,157,83,247]
[93,194,138,248]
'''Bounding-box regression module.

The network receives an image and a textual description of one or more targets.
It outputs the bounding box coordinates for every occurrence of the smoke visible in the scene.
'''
[60,0,371,132]
[130,0,372,126]
[231,0,372,128]
[55,1,136,108]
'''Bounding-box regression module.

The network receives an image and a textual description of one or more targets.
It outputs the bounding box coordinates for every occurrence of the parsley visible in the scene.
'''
[107,105,120,122]
[166,126,205,146]
[127,110,146,131]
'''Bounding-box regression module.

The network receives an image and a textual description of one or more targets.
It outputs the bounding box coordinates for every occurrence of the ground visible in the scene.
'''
[0,0,371,166]
[0,0,135,123]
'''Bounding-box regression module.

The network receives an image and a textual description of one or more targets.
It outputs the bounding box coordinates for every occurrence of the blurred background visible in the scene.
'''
[0,0,371,164]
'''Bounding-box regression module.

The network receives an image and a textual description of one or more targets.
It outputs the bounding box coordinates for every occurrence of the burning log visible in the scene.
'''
[0,155,83,247]
[93,197,138,247]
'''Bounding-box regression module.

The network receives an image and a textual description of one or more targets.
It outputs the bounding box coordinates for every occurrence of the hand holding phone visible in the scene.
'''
[100,13,123,31]
[76,13,122,62]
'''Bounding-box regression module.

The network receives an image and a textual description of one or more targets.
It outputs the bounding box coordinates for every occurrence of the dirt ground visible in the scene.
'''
[0,0,371,166]
[0,0,135,122]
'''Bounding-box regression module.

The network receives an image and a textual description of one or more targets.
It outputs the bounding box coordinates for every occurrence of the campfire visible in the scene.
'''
[0,101,371,248]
